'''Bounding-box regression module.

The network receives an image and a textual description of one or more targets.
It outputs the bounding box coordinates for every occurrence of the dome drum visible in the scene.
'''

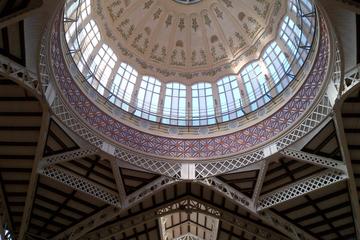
[39,0,340,178]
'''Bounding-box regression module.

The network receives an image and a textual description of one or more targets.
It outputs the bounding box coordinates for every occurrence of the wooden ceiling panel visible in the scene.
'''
[261,158,325,195]
[218,170,258,198]
[273,182,356,239]
[120,167,160,195]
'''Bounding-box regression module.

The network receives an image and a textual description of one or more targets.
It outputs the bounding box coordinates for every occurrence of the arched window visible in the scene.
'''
[288,0,314,33]
[79,0,91,22]
[64,0,80,42]
[262,42,292,93]
[65,0,91,49]
[135,76,162,122]
[279,16,308,65]
[192,83,215,126]
[73,20,101,72]
[162,83,187,126]
[90,44,117,94]
[110,63,138,111]
[240,62,269,111]
[217,76,243,122]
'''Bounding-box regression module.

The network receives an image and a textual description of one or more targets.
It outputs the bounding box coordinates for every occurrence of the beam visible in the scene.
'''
[280,148,346,170]
[18,109,49,240]
[197,177,255,214]
[0,167,13,235]
[252,160,268,205]
[0,0,43,29]
[201,177,317,240]
[333,100,360,239]
[83,197,190,240]
[39,147,99,168]
[0,55,41,97]
[258,169,347,211]
[341,64,360,97]
[38,165,120,206]
[83,196,287,240]
[110,160,127,207]
[50,176,177,240]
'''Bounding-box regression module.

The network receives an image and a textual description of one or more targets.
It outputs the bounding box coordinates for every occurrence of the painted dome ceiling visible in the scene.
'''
[92,0,287,82]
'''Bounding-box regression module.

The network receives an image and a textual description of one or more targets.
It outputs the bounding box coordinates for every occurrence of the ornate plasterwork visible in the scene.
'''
[91,0,286,83]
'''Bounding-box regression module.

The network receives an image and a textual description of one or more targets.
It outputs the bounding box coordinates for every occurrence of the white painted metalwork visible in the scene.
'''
[18,111,50,240]
[0,55,41,97]
[82,197,191,240]
[39,147,99,168]
[0,176,12,238]
[342,64,360,96]
[82,196,288,240]
[200,177,318,240]
[51,96,104,148]
[192,197,297,240]
[252,160,268,205]
[258,169,348,210]
[124,176,178,208]
[333,101,360,239]
[39,166,120,206]
[51,176,178,240]
[173,234,203,240]
[156,198,221,217]
[194,151,265,179]
[197,177,255,213]
[280,148,346,170]
[260,210,317,240]
[114,148,182,179]
[276,95,333,149]
[110,160,127,207]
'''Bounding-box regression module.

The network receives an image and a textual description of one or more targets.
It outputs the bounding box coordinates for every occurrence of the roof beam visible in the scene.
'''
[0,55,41,97]
[0,0,43,29]
[333,99,360,239]
[50,176,177,240]
[39,147,99,168]
[110,160,127,207]
[252,160,268,205]
[258,169,347,211]
[18,110,49,240]
[0,168,13,235]
[280,148,346,170]
[38,165,120,206]
[198,177,316,240]
[197,177,255,213]
[83,196,286,240]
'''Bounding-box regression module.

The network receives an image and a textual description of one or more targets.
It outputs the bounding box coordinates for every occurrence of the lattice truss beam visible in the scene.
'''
[0,55,42,97]
[35,137,349,240]
[47,153,347,240]
[173,234,204,240]
[81,196,287,240]
[341,64,360,96]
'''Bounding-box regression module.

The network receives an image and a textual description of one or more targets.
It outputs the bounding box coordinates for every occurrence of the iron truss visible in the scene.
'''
[1,1,360,239]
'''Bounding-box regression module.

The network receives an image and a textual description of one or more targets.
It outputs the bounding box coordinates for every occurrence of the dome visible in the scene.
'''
[62,0,316,126]
[42,0,332,164]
